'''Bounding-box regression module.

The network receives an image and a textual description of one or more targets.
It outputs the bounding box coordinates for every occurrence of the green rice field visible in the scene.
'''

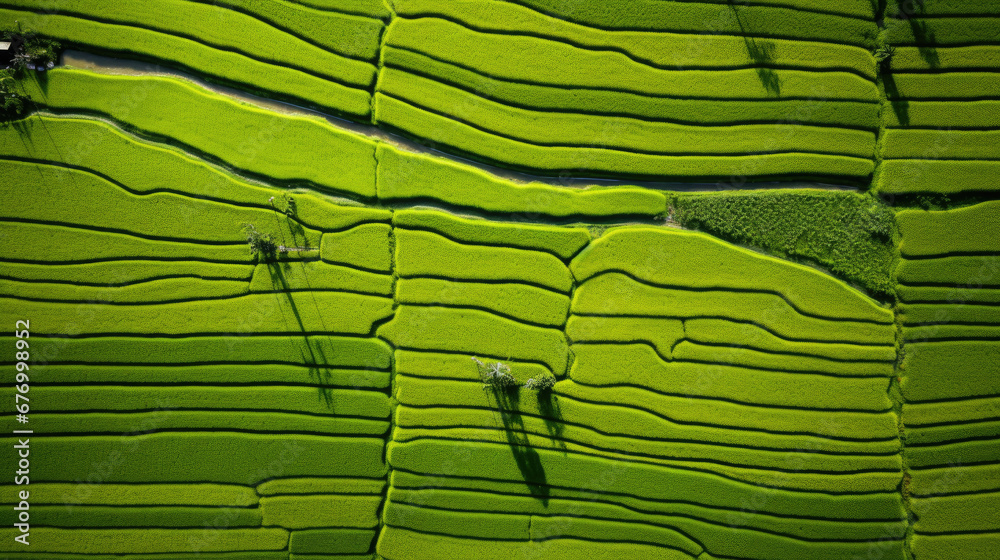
[0,1,997,558]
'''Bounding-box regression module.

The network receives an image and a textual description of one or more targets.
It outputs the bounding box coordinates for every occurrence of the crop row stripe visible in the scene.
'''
[388,12,877,80]
[383,44,880,103]
[0,2,377,89]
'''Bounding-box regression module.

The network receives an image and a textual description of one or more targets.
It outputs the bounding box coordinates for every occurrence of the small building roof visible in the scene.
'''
[0,42,11,51]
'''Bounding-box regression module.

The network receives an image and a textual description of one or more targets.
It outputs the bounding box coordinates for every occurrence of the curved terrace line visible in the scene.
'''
[0,408,388,421]
[577,269,895,325]
[23,106,380,204]
[394,406,900,458]
[374,105,876,187]
[396,302,565,330]
[906,414,1000,431]
[0,4,376,89]
[0,154,364,234]
[386,44,879,103]
[398,274,568,298]
[179,0,385,63]
[389,465,902,502]
[0,286,390,307]
[564,378,894,415]
[60,50,866,192]
[267,0,389,19]
[393,434,903,477]
[498,0,876,24]
[389,485,904,530]
[681,336,894,364]
[378,90,877,159]
[906,432,1000,449]
[7,428,386,439]
[390,13,878,81]
[395,399,897,450]
[573,313,894,347]
[908,459,1000,472]
[382,517,703,553]
[545,386,899,442]
[395,224,576,264]
[0,272,254,288]
[483,0,878,44]
[900,251,1000,260]
[380,523,698,553]
[0,217,248,247]
[388,500,901,545]
[572,341,891,380]
[395,373,895,433]
[4,331,385,339]
[383,61,879,132]
[573,339,893,377]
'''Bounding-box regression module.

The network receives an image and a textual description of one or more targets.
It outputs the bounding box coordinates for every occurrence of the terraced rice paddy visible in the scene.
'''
[895,202,1000,560]
[876,3,1000,196]
[0,1,997,559]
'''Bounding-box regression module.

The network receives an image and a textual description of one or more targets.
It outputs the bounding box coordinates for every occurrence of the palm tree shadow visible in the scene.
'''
[882,1,939,128]
[895,1,939,68]
[728,2,781,96]
[745,39,781,96]
[882,70,910,127]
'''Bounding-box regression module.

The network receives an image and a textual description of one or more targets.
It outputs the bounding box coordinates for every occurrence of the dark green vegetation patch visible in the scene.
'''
[672,190,897,299]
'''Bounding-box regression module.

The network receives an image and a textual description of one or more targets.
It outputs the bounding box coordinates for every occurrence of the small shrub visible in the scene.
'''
[874,44,895,66]
[524,376,556,392]
[471,357,517,391]
[241,222,277,259]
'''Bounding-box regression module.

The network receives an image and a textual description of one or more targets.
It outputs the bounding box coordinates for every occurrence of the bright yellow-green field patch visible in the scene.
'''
[18,69,379,196]
[261,495,383,528]
[377,144,667,217]
[394,228,574,292]
[393,208,590,258]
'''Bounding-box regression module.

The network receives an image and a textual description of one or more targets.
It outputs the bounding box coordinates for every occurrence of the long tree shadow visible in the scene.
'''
[267,258,335,407]
[481,378,568,506]
[262,201,338,407]
[537,390,566,451]
[485,385,550,505]
[4,115,30,136]
[882,1,940,128]
[728,2,781,96]
[895,0,939,68]
[29,66,49,95]
[882,70,910,127]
